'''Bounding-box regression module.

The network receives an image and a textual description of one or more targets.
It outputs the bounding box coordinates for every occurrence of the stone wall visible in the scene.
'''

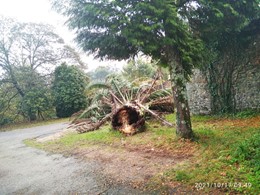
[186,69,211,115]
[234,64,260,111]
[187,66,260,115]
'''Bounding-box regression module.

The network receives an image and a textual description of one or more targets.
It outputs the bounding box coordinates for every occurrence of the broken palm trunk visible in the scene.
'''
[72,73,174,135]
[111,105,145,135]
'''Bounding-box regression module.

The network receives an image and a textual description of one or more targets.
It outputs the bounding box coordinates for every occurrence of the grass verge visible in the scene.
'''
[0,118,69,132]
[25,114,260,194]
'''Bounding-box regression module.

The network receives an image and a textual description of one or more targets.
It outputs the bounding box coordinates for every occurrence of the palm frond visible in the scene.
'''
[77,104,99,119]
[147,88,172,101]
[91,92,106,104]
[111,79,128,103]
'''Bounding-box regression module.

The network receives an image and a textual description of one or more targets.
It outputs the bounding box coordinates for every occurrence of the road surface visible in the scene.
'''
[0,123,147,194]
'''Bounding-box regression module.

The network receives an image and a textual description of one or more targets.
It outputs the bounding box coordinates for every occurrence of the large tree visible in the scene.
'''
[0,17,85,121]
[53,0,204,139]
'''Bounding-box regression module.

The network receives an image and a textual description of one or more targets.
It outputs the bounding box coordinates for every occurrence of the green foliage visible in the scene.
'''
[231,132,260,191]
[232,133,260,167]
[175,170,192,182]
[16,67,53,121]
[122,58,156,81]
[53,0,207,138]
[54,0,203,77]
[0,84,18,125]
[192,0,259,46]
[0,17,85,123]
[0,117,13,126]
[52,63,87,118]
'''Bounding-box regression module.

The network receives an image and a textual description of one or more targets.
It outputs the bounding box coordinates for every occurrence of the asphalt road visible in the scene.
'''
[0,123,146,195]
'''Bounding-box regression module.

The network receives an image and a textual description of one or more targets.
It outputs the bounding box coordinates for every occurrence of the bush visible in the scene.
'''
[0,117,13,126]
[52,63,87,118]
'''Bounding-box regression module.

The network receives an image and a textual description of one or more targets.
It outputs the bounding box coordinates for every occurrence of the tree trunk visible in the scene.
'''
[28,109,37,121]
[9,67,25,97]
[169,60,194,139]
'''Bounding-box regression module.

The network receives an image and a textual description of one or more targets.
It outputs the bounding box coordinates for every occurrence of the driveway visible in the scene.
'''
[0,123,146,195]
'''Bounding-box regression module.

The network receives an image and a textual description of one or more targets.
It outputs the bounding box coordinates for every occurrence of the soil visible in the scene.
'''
[61,135,199,195]
[75,145,187,185]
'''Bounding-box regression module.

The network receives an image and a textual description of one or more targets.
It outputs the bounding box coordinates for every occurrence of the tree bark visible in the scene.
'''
[169,60,194,139]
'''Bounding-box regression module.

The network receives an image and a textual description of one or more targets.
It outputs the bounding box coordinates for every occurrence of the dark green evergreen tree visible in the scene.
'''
[16,67,53,121]
[53,63,87,118]
[53,0,204,139]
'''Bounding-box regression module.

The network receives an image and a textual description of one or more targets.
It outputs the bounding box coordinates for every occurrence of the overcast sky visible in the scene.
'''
[0,0,125,70]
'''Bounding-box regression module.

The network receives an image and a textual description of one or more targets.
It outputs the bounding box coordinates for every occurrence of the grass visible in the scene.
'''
[0,118,69,132]
[24,112,260,194]
[161,114,260,194]
[57,126,124,147]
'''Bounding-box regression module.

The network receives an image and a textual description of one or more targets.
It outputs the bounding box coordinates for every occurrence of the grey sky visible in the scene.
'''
[0,0,125,70]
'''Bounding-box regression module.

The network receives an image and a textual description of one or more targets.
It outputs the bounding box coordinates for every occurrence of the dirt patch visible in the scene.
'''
[72,142,192,190]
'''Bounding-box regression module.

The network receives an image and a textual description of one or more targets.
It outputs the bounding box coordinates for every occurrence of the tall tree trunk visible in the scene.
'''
[9,67,25,97]
[169,60,194,139]
[28,110,37,121]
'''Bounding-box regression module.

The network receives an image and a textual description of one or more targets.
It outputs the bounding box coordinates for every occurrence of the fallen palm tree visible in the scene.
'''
[70,74,174,135]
